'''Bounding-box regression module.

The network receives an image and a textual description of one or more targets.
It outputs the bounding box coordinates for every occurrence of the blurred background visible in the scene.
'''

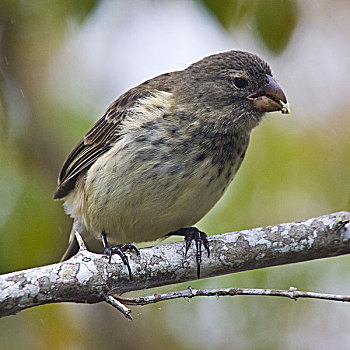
[0,0,349,349]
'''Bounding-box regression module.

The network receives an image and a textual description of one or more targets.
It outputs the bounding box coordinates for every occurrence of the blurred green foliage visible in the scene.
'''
[254,0,298,52]
[200,0,299,53]
[0,1,349,349]
[200,0,254,28]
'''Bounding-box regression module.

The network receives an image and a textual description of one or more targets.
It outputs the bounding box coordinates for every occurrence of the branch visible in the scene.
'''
[115,286,350,306]
[0,211,349,319]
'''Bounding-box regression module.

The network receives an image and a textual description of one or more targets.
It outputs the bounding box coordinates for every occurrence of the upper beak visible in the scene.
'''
[247,75,288,113]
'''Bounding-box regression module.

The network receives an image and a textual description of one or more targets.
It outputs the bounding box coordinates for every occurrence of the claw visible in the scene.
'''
[101,231,138,279]
[166,227,210,279]
[121,243,140,256]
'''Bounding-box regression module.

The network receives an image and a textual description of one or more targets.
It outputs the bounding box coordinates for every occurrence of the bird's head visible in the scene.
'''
[181,50,288,134]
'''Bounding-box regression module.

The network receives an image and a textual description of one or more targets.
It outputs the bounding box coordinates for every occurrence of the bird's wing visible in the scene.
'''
[54,72,178,199]
[54,71,175,200]
[53,90,144,199]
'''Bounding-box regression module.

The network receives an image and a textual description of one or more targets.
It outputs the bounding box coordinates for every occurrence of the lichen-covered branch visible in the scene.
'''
[0,211,349,319]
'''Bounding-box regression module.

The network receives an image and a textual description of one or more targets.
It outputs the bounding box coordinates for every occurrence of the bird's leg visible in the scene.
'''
[101,231,139,279]
[166,227,210,279]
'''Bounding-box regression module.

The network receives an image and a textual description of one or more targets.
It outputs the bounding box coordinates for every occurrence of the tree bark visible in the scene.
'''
[0,211,349,318]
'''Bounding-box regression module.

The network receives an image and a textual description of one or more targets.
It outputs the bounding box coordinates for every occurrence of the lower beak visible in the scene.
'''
[247,75,288,113]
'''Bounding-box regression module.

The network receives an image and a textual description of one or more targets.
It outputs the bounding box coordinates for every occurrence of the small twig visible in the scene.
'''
[105,295,132,320]
[74,230,87,251]
[114,286,350,306]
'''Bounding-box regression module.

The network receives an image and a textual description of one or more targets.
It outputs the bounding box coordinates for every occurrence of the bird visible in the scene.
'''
[54,50,288,279]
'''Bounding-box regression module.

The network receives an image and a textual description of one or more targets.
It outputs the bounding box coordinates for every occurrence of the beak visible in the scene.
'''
[247,75,288,113]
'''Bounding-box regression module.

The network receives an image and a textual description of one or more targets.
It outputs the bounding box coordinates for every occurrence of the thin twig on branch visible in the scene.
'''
[0,211,349,319]
[115,286,350,305]
[111,285,350,318]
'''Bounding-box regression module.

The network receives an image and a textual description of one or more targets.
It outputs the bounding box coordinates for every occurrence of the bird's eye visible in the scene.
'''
[233,77,248,89]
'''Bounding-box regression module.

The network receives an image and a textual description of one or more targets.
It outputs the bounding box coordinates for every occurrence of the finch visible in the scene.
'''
[54,50,288,278]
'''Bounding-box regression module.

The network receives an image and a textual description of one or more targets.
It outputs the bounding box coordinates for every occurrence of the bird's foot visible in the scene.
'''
[101,232,139,279]
[166,227,210,279]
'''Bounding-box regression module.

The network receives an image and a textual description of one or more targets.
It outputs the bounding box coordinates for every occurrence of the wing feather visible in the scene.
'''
[54,91,144,199]
[54,73,175,199]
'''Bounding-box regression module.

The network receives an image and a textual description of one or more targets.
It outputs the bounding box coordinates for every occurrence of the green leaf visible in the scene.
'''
[200,0,254,29]
[254,0,299,53]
